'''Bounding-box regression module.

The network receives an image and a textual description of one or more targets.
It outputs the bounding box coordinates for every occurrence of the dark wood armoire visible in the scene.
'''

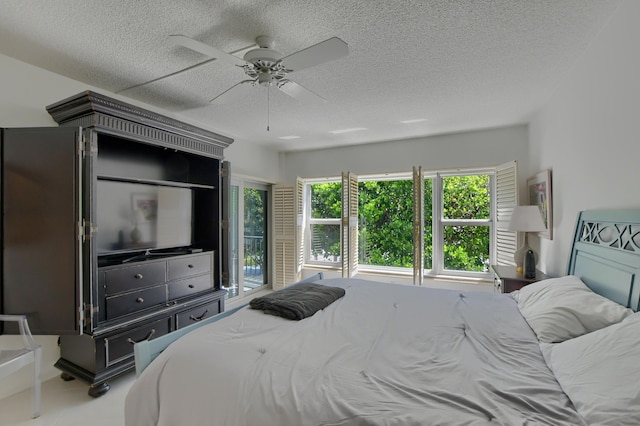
[1,91,232,396]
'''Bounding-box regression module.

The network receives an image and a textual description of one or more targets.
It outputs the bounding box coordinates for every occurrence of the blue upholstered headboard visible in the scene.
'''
[567,209,640,312]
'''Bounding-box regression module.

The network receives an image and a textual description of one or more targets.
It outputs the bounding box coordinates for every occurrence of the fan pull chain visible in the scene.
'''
[266,85,270,132]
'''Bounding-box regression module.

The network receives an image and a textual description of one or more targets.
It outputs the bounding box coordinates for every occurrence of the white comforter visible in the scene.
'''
[125,278,586,425]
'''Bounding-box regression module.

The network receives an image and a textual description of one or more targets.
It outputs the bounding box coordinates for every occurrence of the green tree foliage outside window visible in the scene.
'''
[244,188,267,272]
[358,180,434,268]
[310,183,342,260]
[309,174,490,273]
[442,175,491,272]
[244,188,266,236]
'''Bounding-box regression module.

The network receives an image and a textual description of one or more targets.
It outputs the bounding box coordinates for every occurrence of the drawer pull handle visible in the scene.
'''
[134,273,143,280]
[187,264,194,268]
[188,284,195,289]
[189,310,209,322]
[127,329,156,344]
[136,297,144,303]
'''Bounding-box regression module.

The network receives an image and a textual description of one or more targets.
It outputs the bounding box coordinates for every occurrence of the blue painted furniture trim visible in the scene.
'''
[134,272,324,375]
[567,209,640,311]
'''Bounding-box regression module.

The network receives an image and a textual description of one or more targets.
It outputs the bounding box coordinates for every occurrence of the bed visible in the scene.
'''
[125,209,640,425]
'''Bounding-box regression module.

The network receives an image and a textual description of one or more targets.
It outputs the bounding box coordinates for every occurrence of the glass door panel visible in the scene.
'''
[225,181,269,299]
[243,187,267,292]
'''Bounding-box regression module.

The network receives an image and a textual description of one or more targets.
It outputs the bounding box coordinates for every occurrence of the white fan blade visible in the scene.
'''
[278,80,327,103]
[281,37,348,71]
[170,34,248,67]
[210,80,255,104]
[116,58,217,93]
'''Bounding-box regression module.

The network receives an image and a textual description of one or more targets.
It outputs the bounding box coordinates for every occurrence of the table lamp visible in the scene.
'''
[508,205,546,276]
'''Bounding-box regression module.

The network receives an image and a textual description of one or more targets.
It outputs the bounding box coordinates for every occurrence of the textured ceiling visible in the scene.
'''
[0,0,619,152]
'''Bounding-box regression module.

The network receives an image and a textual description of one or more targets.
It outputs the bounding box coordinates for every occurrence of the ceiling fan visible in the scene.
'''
[168,34,349,104]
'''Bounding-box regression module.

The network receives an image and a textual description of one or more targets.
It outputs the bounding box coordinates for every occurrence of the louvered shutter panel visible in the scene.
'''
[341,172,358,277]
[413,166,424,285]
[341,173,349,277]
[348,173,359,277]
[495,161,518,266]
[273,185,296,289]
[295,177,305,279]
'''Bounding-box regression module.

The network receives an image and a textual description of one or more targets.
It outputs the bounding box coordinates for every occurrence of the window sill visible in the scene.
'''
[303,265,493,286]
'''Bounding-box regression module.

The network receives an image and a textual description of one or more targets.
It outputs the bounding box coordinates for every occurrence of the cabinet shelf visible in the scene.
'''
[97,174,215,190]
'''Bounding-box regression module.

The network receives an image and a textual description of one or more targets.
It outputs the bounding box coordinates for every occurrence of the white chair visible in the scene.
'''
[0,314,42,418]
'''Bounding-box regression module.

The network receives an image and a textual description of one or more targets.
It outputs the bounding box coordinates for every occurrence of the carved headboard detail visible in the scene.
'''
[579,220,640,253]
[568,209,640,312]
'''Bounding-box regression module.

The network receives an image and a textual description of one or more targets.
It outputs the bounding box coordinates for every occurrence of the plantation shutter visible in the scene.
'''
[412,166,424,285]
[295,177,305,278]
[495,161,518,266]
[273,185,297,289]
[341,172,358,278]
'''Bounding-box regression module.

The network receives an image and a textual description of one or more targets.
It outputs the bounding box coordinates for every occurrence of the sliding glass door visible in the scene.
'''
[227,179,269,299]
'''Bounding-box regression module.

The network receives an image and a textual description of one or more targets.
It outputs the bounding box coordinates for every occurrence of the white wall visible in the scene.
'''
[0,53,279,399]
[529,0,640,277]
[225,141,280,183]
[281,125,530,184]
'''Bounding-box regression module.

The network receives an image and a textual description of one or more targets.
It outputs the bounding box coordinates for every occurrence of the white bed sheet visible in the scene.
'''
[125,278,586,425]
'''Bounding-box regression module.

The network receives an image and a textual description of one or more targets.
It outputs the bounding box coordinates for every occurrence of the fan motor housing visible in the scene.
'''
[243,48,283,65]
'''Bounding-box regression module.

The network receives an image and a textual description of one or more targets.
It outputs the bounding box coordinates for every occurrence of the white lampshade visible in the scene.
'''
[508,205,546,232]
[508,205,546,275]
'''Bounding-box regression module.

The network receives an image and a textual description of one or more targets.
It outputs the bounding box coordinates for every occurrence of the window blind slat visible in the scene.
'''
[495,161,518,266]
[273,185,296,289]
[341,172,359,277]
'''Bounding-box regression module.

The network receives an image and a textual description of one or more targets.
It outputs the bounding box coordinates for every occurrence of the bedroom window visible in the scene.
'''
[306,181,342,266]
[355,173,490,275]
[438,173,491,274]
[298,162,517,280]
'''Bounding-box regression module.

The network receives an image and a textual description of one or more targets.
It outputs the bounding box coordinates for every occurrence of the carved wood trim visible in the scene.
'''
[46,91,232,159]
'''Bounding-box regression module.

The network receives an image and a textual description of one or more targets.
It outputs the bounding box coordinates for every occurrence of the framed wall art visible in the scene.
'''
[527,170,553,239]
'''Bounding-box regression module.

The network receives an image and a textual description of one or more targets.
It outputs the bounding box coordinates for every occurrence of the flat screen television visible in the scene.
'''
[96,180,193,256]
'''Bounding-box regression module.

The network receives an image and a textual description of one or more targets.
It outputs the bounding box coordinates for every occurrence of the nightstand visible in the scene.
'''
[490,264,549,293]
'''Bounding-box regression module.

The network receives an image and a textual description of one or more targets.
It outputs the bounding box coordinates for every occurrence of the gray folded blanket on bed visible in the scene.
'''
[249,283,346,320]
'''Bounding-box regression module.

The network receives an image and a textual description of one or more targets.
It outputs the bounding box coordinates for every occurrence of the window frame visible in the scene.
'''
[432,170,494,278]
[304,178,342,268]
[301,166,499,280]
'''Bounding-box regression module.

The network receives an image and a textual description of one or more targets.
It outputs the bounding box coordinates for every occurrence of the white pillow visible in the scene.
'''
[511,275,633,343]
[541,313,640,426]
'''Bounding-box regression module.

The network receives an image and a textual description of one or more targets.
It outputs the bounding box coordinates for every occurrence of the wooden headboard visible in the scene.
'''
[567,209,640,312]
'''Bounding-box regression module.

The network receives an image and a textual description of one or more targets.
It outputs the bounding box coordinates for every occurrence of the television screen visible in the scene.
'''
[96,180,193,255]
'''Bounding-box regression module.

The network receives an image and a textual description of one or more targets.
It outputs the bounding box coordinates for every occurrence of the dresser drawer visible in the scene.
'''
[104,316,171,367]
[105,285,166,320]
[175,298,223,329]
[168,274,213,300]
[103,262,166,294]
[167,253,212,281]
